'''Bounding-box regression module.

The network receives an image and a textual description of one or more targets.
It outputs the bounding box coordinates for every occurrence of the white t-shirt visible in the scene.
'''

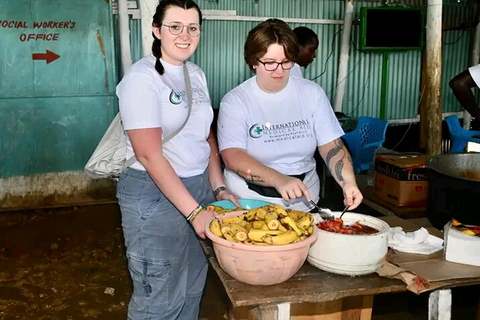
[116,56,213,177]
[217,76,344,211]
[468,63,480,88]
[290,63,304,78]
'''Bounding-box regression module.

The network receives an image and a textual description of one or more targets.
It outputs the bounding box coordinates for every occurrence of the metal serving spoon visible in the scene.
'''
[309,200,335,221]
[339,206,350,219]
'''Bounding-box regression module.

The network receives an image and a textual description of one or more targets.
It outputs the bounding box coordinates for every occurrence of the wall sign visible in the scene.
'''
[0,19,77,64]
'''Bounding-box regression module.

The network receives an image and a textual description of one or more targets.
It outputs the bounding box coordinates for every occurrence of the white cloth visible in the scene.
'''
[388,227,444,255]
[468,63,480,89]
[217,76,344,211]
[116,56,213,177]
[289,63,304,78]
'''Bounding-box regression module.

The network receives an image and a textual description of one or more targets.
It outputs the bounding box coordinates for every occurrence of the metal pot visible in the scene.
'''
[427,153,480,229]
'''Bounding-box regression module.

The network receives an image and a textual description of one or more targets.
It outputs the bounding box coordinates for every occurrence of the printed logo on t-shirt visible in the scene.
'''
[169,90,182,105]
[249,123,263,138]
[248,119,313,142]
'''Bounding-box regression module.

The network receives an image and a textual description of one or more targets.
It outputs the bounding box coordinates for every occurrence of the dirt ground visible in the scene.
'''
[0,203,479,320]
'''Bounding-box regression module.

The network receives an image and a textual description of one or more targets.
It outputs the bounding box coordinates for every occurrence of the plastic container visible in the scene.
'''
[307,211,389,276]
[205,210,318,286]
[444,222,480,267]
[209,198,272,210]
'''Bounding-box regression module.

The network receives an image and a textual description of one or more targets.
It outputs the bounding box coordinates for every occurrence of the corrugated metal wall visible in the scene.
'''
[186,0,477,123]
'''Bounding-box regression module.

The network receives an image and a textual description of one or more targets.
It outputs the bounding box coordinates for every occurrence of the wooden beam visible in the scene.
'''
[425,0,444,156]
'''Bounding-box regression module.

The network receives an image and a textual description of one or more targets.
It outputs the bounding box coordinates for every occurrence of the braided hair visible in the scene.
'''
[151,0,202,75]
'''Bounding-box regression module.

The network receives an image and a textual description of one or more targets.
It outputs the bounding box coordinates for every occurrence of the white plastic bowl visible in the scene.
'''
[307,211,389,276]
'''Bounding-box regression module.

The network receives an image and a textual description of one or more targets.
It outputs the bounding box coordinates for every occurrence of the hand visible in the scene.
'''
[216,189,241,208]
[191,209,217,239]
[274,175,310,202]
[342,182,363,210]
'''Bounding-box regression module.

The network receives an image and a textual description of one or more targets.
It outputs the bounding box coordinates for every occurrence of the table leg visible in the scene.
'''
[428,289,452,320]
[230,303,290,320]
[247,303,288,320]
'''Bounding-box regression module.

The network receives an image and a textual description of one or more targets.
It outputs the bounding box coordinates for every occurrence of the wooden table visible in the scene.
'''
[201,217,480,320]
[202,235,411,320]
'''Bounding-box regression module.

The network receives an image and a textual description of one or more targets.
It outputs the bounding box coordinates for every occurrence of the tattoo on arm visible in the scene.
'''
[325,140,343,168]
[326,139,354,182]
[236,170,265,184]
[335,160,345,182]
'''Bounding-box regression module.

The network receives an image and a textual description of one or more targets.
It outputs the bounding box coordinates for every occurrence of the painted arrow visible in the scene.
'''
[32,50,60,64]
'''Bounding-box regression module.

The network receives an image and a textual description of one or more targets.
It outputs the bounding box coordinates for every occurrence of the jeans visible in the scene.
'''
[116,168,215,320]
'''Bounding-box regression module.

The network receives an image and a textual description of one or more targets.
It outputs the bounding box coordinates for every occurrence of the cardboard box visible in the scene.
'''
[444,222,480,267]
[373,153,429,207]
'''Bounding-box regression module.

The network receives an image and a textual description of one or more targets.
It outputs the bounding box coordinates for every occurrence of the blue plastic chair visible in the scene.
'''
[341,116,389,174]
[445,115,480,153]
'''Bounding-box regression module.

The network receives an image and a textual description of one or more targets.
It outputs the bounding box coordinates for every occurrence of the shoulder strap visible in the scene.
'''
[123,62,193,168]
[164,63,192,143]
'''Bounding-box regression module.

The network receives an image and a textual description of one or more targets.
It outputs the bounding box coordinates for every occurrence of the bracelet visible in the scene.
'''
[186,204,204,224]
[213,185,227,197]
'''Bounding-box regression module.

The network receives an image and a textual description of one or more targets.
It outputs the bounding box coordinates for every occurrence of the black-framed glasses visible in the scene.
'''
[256,59,294,71]
[161,22,202,37]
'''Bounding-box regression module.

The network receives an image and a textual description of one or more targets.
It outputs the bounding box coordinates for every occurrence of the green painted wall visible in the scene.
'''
[0,0,118,179]
[0,0,475,181]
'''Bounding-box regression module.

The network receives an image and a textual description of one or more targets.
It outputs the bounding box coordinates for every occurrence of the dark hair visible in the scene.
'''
[151,0,202,75]
[244,19,299,72]
[293,26,318,47]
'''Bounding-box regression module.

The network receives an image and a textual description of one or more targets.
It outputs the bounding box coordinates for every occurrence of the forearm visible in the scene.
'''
[449,72,480,119]
[221,149,285,187]
[450,86,480,119]
[207,129,225,189]
[319,139,356,188]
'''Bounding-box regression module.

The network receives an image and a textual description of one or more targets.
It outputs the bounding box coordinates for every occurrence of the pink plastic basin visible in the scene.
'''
[205,210,318,286]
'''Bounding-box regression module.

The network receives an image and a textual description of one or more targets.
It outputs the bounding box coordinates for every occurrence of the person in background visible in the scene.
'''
[290,26,319,78]
[217,19,362,212]
[449,63,480,130]
[115,0,239,318]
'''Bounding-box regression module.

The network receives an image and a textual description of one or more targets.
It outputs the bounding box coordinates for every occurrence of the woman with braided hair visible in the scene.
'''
[115,0,239,318]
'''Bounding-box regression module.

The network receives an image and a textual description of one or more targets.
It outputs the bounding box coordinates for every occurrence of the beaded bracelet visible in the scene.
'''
[213,184,227,197]
[186,204,204,224]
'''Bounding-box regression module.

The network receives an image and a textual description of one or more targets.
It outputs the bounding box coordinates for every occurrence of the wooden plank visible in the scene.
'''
[221,263,405,308]
[290,300,342,319]
[232,297,373,320]
[230,305,279,320]
[250,305,278,320]
[340,296,373,320]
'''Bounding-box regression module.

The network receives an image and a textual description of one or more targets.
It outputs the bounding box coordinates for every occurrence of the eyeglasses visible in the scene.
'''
[161,22,201,37]
[256,59,294,71]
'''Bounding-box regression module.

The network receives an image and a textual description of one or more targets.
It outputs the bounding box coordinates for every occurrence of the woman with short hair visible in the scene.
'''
[217,19,362,212]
